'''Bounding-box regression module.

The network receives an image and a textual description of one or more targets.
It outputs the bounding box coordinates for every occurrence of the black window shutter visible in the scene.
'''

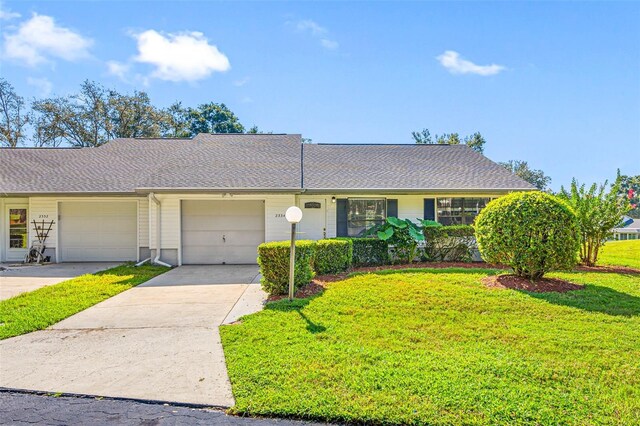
[387,199,398,218]
[336,199,348,237]
[424,199,435,221]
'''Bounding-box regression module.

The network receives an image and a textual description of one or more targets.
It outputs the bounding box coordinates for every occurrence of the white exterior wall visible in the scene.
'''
[300,192,509,239]
[151,193,296,265]
[1,196,147,262]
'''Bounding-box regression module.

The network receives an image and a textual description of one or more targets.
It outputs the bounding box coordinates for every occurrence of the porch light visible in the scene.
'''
[285,206,303,301]
[331,196,336,203]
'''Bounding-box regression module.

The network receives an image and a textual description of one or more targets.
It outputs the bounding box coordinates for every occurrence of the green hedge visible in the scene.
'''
[257,240,316,296]
[314,239,353,275]
[338,238,389,266]
[423,225,476,262]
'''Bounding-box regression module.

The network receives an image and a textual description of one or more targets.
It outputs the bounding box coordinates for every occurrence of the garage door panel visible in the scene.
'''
[181,200,264,264]
[60,201,137,262]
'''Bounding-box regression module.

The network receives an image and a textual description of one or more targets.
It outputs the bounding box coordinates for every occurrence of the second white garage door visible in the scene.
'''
[59,201,138,262]
[181,200,265,264]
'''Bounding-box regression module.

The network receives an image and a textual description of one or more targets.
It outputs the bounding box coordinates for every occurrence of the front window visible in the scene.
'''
[9,208,28,249]
[437,198,491,225]
[347,199,386,237]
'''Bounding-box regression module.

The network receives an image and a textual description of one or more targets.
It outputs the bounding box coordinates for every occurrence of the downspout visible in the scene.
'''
[149,192,172,268]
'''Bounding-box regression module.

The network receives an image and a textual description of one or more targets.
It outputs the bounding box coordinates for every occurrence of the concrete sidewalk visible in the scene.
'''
[0,265,267,407]
[0,263,121,301]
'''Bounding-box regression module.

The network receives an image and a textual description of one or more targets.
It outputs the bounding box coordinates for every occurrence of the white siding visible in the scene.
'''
[29,198,58,248]
[23,196,146,262]
[317,193,509,237]
[152,193,296,261]
[138,198,149,247]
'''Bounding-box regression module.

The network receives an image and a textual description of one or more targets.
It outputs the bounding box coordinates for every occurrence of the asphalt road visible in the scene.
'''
[0,391,328,426]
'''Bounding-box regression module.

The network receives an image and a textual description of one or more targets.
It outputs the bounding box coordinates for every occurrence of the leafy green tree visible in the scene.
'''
[412,128,433,144]
[159,102,191,138]
[0,78,30,147]
[32,80,163,147]
[617,172,640,218]
[107,89,163,139]
[499,160,551,191]
[558,178,630,266]
[412,128,485,153]
[187,102,244,134]
[463,132,486,154]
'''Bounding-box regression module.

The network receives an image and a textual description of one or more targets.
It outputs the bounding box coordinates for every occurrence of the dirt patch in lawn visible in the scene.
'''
[482,274,584,293]
[575,265,640,275]
[267,282,326,302]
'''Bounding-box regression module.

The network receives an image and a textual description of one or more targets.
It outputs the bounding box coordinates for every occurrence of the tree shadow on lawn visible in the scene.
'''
[525,284,640,317]
[266,297,327,334]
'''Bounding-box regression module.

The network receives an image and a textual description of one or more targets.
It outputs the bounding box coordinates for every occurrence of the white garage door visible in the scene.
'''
[181,200,265,264]
[59,201,137,262]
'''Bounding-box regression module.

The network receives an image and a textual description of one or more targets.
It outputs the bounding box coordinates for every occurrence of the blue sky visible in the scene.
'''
[1,1,638,190]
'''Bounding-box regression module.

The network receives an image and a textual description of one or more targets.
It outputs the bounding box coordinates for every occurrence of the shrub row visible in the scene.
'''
[258,239,353,295]
[339,238,390,267]
[423,225,476,262]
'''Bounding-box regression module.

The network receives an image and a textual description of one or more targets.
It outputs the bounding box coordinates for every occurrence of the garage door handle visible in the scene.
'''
[223,235,226,243]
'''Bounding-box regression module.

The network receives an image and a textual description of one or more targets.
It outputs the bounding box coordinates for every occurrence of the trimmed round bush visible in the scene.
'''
[314,239,353,275]
[257,240,315,296]
[474,192,579,280]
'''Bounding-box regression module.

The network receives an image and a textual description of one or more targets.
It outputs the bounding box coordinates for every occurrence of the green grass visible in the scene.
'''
[598,240,640,269]
[0,263,168,340]
[221,268,640,425]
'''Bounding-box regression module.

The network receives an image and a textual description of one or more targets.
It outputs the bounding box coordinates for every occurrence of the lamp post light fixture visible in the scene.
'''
[285,206,303,301]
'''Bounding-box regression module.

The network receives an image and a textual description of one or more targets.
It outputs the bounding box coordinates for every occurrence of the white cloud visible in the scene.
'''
[320,38,339,50]
[295,19,339,50]
[26,77,52,97]
[436,50,505,76]
[297,19,327,36]
[3,13,93,66]
[0,2,20,20]
[106,60,130,81]
[233,76,250,87]
[132,29,230,82]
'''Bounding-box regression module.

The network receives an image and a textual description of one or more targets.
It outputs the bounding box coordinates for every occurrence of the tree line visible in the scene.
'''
[412,127,551,190]
[0,78,258,148]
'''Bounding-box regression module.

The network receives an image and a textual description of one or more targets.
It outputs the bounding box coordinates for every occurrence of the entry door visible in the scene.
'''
[6,205,28,262]
[181,200,265,264]
[299,200,326,240]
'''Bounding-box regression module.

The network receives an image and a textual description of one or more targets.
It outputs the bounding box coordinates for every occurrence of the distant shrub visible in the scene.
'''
[558,178,631,266]
[474,192,579,280]
[338,238,389,267]
[257,240,315,295]
[423,224,476,262]
[314,239,353,275]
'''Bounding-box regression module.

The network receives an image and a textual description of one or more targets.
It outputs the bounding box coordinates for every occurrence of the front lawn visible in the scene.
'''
[598,240,640,269]
[0,263,168,340]
[221,268,640,425]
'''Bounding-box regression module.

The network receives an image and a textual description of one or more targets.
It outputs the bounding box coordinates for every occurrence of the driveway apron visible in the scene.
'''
[0,265,265,407]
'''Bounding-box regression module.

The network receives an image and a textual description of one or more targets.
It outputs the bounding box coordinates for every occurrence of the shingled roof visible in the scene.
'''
[0,134,534,194]
[303,144,534,191]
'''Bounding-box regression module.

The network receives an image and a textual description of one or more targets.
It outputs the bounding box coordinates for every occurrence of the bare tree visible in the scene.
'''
[0,78,30,147]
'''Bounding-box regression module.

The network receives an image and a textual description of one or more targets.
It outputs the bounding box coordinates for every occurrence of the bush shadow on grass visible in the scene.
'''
[525,284,640,317]
[266,296,326,334]
[350,267,504,278]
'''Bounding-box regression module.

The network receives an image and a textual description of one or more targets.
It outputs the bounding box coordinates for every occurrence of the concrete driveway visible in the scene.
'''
[0,265,266,407]
[0,263,121,301]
